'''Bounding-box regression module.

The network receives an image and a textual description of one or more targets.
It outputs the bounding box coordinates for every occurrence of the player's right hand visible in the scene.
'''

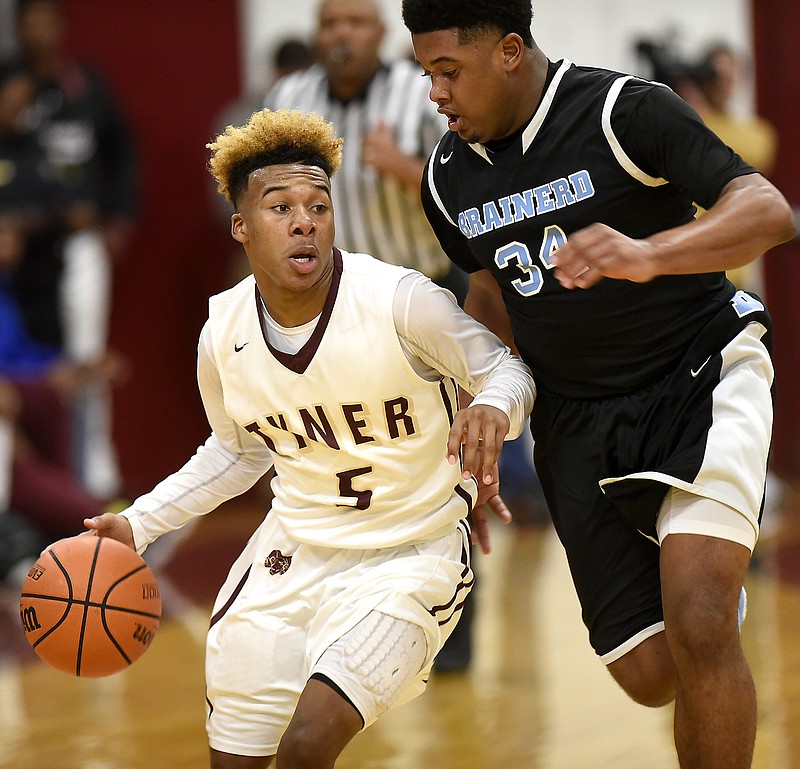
[447,403,509,485]
[84,513,136,551]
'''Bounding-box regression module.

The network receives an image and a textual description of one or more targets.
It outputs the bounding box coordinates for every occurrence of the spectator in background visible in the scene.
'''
[273,37,318,88]
[693,43,779,293]
[218,36,316,142]
[0,61,106,584]
[7,0,137,501]
[0,241,108,585]
[695,43,777,178]
[635,37,779,295]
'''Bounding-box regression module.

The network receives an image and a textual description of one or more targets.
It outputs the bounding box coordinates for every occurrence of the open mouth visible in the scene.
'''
[329,45,349,64]
[439,109,461,131]
[289,248,318,271]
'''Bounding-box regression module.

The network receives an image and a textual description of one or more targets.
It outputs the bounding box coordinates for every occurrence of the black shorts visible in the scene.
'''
[530,291,773,660]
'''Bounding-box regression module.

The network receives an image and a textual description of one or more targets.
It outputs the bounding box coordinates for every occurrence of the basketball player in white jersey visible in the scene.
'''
[83,108,536,768]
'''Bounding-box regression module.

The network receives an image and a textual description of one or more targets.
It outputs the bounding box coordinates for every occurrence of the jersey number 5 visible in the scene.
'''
[494,225,567,296]
[336,466,373,510]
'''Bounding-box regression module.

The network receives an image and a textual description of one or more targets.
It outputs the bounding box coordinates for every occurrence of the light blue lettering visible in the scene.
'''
[511,190,536,221]
[465,208,484,237]
[498,196,515,225]
[457,212,472,238]
[532,184,555,214]
[550,178,576,208]
[569,169,594,200]
[482,201,504,232]
[456,169,595,239]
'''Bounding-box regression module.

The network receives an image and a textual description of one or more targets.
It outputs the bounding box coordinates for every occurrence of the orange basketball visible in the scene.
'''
[19,535,162,677]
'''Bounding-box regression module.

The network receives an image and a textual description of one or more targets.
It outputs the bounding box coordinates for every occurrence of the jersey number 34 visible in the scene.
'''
[495,225,567,296]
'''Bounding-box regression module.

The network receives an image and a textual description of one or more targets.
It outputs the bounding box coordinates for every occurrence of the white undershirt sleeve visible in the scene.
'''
[120,321,274,554]
[393,273,536,440]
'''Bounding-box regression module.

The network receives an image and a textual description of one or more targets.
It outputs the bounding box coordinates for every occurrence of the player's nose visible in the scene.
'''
[290,208,315,234]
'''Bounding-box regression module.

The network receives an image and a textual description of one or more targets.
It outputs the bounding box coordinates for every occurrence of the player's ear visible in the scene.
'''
[500,33,525,71]
[231,212,248,244]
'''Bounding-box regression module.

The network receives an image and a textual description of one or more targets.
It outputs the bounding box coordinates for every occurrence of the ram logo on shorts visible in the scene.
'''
[264,550,292,575]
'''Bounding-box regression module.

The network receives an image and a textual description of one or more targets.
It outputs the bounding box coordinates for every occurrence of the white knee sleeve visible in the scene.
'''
[313,611,427,723]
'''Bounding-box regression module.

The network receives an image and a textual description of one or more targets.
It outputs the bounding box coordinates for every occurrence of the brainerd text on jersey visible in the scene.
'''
[458,169,595,239]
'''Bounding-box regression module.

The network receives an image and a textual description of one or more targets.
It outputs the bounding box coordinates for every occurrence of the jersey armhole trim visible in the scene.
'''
[521,59,573,154]
[602,76,669,187]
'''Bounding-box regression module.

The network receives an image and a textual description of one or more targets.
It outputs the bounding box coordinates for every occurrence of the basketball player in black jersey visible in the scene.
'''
[402,2,796,768]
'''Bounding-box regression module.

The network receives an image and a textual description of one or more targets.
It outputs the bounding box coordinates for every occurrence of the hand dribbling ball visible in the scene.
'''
[19,535,162,677]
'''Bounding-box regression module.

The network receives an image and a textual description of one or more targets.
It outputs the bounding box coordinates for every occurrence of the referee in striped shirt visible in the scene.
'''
[264,0,468,304]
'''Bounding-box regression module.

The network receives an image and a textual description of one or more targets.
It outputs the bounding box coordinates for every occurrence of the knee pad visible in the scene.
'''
[315,611,427,714]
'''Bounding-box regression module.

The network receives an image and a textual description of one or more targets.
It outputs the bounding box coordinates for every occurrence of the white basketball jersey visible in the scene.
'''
[207,250,476,549]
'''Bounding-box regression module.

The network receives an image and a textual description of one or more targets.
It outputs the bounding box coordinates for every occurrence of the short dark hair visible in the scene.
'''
[402,0,534,48]
[274,38,315,72]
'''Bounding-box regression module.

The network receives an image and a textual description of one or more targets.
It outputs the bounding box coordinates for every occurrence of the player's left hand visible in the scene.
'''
[447,404,509,485]
[552,223,658,289]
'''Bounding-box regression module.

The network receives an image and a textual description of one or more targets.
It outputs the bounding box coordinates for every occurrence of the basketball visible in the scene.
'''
[18,535,162,677]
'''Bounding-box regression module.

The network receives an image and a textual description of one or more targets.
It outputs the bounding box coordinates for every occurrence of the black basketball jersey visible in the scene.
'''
[421,59,758,398]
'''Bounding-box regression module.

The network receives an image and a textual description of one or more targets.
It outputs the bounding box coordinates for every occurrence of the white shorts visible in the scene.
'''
[204,515,472,757]
[601,318,773,540]
[657,486,758,551]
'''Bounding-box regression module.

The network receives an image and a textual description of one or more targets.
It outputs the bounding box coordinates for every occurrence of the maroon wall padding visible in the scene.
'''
[62,1,242,494]
[752,0,800,480]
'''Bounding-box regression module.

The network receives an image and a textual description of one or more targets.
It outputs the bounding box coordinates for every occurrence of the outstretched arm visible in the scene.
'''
[553,174,796,289]
[88,323,274,554]
[394,274,535,552]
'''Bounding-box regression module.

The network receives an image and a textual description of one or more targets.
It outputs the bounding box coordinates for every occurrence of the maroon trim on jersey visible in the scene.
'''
[209,566,251,628]
[429,518,474,626]
[430,571,475,627]
[454,482,474,513]
[254,248,344,374]
[438,378,457,426]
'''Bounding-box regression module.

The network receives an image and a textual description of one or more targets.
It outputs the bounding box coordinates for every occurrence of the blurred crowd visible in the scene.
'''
[0,0,137,584]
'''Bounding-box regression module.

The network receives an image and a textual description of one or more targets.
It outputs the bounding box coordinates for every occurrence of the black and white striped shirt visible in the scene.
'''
[265,60,452,280]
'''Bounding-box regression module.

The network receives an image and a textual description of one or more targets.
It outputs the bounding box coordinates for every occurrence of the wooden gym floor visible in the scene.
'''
[2,485,800,769]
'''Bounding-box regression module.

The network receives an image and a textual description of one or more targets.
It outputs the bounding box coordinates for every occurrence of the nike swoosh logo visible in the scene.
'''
[440,151,453,164]
[234,342,249,352]
[690,355,712,377]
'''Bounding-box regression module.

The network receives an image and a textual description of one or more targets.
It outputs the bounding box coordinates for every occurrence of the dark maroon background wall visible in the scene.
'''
[62,1,242,495]
[752,1,800,481]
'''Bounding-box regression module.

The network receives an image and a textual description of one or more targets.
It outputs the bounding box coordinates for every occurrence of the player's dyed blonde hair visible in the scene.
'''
[207,108,344,208]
